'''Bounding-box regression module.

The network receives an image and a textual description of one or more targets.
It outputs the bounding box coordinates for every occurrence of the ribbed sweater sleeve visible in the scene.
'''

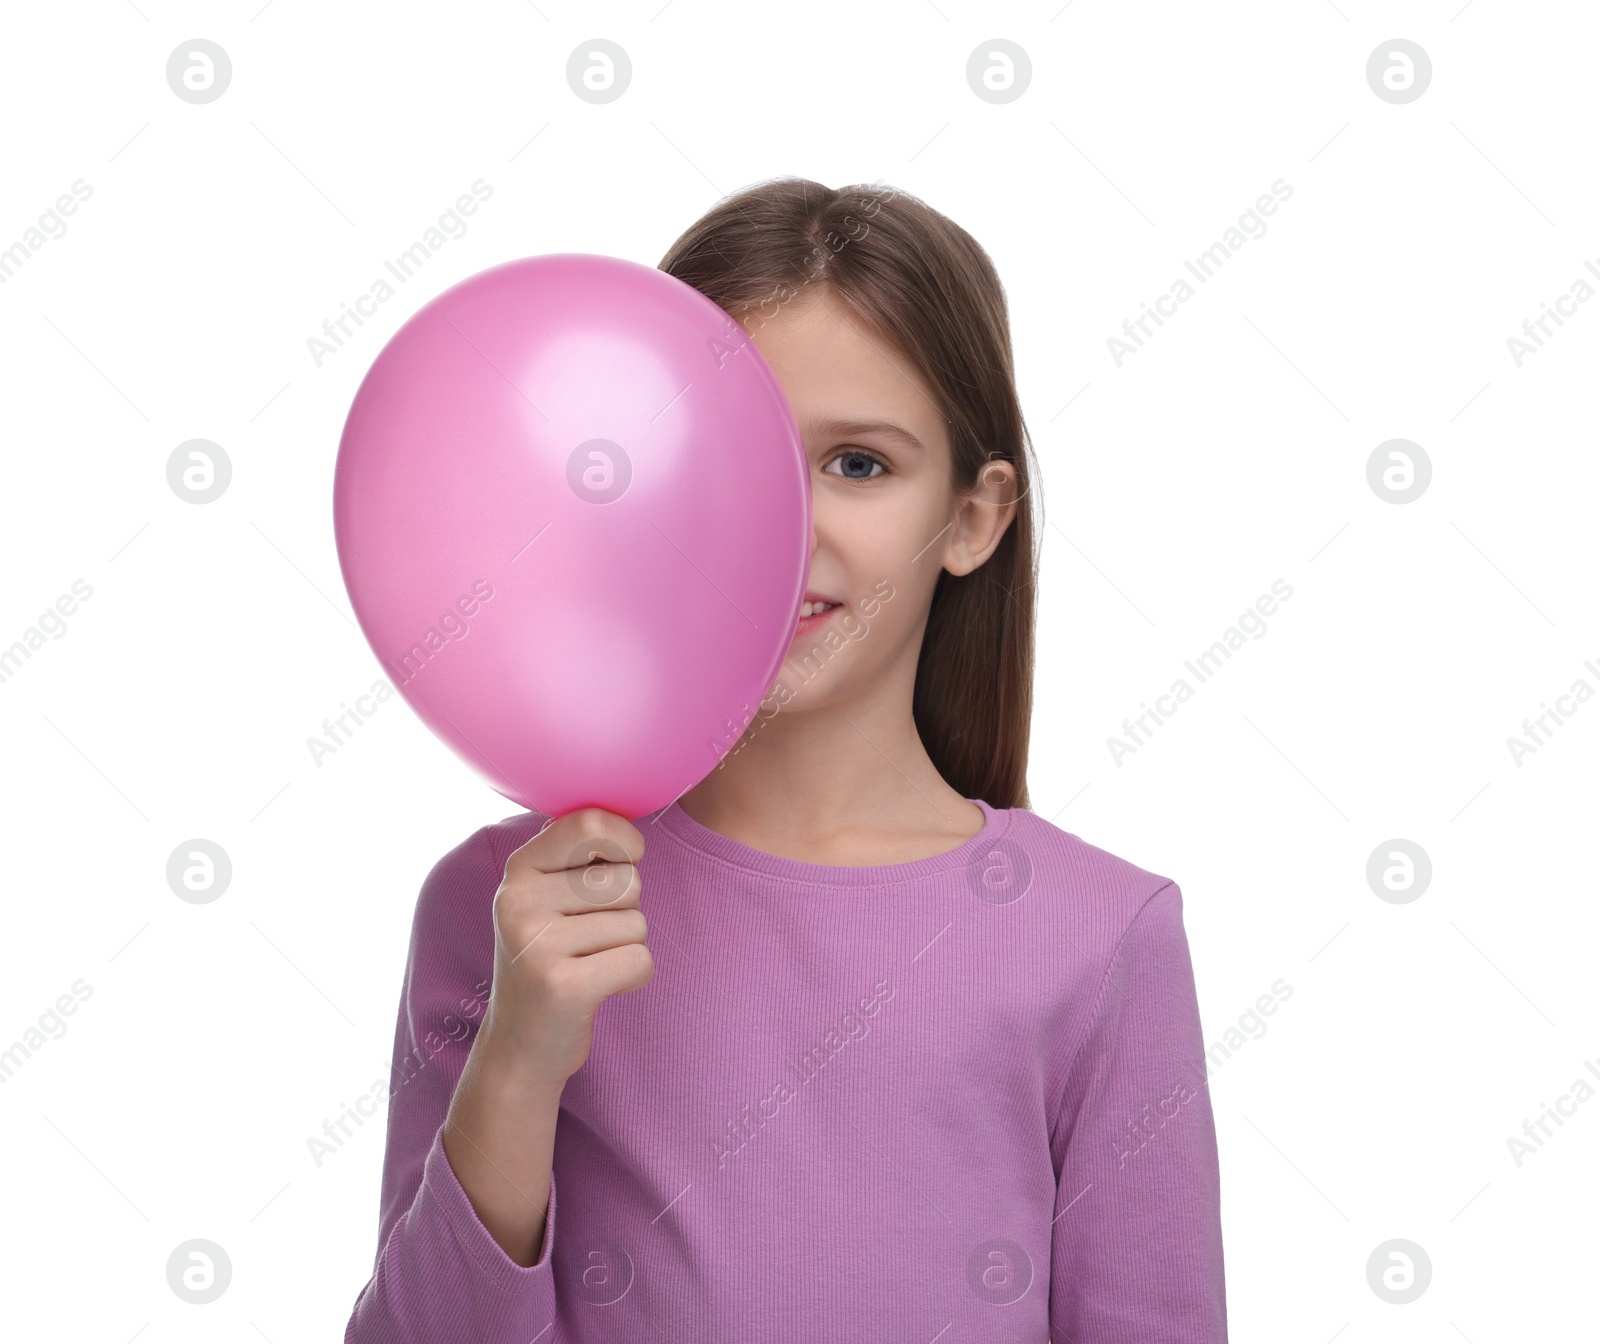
[1047,882,1228,1342]
[344,825,559,1343]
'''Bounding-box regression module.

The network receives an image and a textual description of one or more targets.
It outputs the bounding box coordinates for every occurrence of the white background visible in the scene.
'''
[2,1,1594,1339]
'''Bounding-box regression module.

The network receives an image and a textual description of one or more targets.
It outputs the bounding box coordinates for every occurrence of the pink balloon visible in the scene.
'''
[333,253,812,820]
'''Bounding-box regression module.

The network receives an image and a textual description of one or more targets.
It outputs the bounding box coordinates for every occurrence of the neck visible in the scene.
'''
[676,670,969,851]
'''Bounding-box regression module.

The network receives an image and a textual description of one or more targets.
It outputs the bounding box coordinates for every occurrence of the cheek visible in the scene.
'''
[832,607,873,642]
[815,482,953,633]
[824,496,932,579]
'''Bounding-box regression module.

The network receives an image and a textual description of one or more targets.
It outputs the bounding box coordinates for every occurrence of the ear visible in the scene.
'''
[942,457,1020,577]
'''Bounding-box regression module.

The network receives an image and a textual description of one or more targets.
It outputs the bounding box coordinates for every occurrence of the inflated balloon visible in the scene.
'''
[333,253,812,820]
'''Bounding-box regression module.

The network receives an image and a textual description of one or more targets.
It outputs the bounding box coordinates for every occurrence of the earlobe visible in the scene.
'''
[941,548,975,579]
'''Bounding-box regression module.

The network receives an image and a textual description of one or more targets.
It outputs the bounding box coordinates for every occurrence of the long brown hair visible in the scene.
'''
[657,177,1039,811]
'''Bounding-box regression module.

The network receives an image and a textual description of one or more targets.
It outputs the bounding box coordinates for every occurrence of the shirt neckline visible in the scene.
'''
[645,796,1012,888]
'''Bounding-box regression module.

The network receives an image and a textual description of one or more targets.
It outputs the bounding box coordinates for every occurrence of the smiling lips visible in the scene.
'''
[796,588,844,630]
[800,591,842,620]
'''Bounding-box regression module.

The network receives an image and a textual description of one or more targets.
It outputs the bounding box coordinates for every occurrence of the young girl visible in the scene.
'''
[346,178,1228,1343]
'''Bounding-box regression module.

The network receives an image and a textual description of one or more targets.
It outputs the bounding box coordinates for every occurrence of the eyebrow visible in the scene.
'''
[806,416,928,455]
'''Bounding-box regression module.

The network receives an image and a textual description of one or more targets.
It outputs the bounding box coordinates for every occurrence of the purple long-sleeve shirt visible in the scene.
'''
[345,797,1228,1342]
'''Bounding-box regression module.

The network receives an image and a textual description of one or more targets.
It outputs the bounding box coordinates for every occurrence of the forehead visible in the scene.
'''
[741,289,948,454]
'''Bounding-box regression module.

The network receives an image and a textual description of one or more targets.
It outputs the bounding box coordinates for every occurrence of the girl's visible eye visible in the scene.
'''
[823,448,888,482]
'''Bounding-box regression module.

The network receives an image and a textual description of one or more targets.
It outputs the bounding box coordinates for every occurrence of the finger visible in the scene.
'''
[574,941,655,996]
[503,905,646,968]
[553,908,648,958]
[559,856,641,912]
[498,854,642,923]
[508,808,645,877]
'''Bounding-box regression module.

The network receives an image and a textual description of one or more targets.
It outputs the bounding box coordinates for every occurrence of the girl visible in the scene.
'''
[346,178,1227,1342]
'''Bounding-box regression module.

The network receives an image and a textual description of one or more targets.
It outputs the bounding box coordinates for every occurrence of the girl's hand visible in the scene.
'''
[480,807,653,1089]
